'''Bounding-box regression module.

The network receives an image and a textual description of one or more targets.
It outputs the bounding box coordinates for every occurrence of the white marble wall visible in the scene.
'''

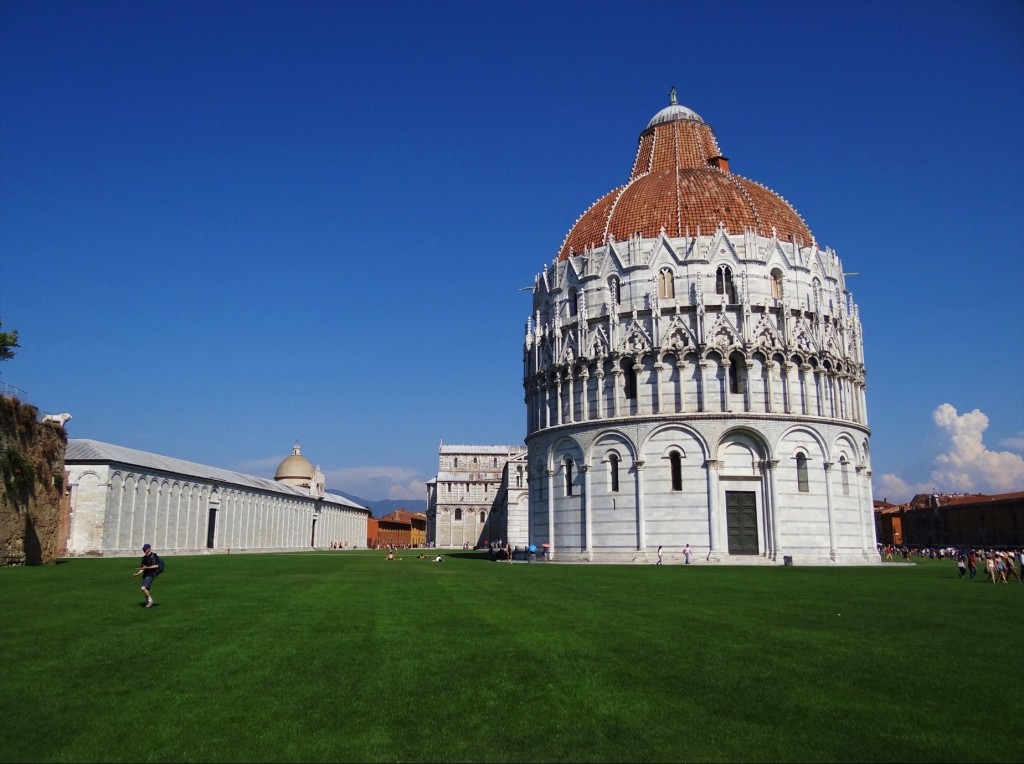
[65,463,368,557]
[522,231,876,564]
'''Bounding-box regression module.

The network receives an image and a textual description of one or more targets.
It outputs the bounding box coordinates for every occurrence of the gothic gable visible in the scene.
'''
[649,233,682,270]
[660,314,698,353]
[589,325,610,358]
[790,316,818,355]
[604,241,627,274]
[561,334,579,365]
[706,226,739,265]
[752,312,784,351]
[765,238,795,271]
[706,310,741,352]
[620,317,654,357]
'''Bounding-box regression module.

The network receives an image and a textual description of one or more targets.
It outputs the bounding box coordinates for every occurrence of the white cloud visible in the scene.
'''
[234,455,286,473]
[999,432,1024,452]
[927,404,1024,494]
[876,405,1024,504]
[323,465,426,501]
[873,473,920,505]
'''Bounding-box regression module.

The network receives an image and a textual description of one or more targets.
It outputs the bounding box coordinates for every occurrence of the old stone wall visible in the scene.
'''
[0,396,70,565]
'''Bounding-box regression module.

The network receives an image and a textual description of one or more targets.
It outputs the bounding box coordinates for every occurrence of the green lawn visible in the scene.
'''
[0,552,1020,763]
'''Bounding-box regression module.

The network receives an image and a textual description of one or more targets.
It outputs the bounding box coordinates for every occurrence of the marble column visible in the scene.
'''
[824,460,836,561]
[765,459,781,560]
[634,460,646,552]
[705,459,722,556]
[581,464,592,557]
[546,469,555,559]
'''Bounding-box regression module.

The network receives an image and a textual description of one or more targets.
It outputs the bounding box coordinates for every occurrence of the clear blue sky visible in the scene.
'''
[2,0,1022,503]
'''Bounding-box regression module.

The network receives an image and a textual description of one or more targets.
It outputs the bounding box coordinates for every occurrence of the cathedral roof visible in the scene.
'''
[557,90,813,260]
[65,439,369,512]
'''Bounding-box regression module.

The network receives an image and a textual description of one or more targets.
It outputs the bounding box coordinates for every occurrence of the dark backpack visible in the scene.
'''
[154,553,165,575]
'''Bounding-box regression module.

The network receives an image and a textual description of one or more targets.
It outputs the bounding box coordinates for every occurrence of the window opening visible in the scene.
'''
[670,451,683,491]
[796,453,809,492]
[716,265,736,303]
[624,361,637,400]
[658,269,675,300]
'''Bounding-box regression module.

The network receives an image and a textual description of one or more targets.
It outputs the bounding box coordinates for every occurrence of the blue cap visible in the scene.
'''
[142,543,152,551]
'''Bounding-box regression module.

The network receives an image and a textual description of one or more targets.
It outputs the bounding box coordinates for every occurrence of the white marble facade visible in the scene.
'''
[426,444,528,549]
[64,439,370,557]
[522,97,877,564]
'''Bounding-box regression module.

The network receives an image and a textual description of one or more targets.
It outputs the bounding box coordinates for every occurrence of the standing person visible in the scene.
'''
[1010,552,1022,583]
[132,543,163,608]
[505,541,512,564]
[985,553,997,583]
[967,549,978,580]
[996,553,1008,584]
[683,544,692,565]
[656,546,663,565]
[956,553,967,580]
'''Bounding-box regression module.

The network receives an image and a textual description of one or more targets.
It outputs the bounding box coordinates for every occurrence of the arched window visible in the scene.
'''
[568,288,578,317]
[716,265,736,303]
[658,269,675,299]
[609,454,620,493]
[623,360,637,400]
[796,453,809,493]
[454,508,463,521]
[563,457,574,496]
[670,451,683,491]
[728,352,745,395]
[840,457,850,496]
[454,457,459,468]
[770,268,784,300]
[479,511,486,523]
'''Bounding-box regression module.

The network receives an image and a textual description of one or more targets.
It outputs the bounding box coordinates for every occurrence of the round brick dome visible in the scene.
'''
[557,92,812,260]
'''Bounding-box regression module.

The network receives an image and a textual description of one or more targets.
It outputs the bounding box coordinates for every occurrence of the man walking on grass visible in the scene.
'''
[132,543,164,608]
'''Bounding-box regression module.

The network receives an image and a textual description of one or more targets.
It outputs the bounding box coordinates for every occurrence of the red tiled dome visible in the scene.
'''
[557,96,812,260]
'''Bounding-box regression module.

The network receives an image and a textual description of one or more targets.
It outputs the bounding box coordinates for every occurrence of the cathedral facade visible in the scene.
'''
[426,444,528,548]
[523,92,877,564]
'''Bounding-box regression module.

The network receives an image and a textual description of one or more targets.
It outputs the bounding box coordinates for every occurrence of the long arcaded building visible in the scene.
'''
[64,439,370,556]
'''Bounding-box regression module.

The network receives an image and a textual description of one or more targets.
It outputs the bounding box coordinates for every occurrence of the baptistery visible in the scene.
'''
[523,90,877,564]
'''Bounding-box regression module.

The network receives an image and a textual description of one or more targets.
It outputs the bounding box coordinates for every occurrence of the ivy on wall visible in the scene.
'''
[1,445,35,509]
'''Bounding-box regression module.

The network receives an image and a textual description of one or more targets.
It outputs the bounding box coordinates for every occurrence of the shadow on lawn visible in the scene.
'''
[443,550,549,563]
[441,551,493,561]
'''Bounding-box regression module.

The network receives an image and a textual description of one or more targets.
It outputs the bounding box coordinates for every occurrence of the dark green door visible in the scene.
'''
[726,491,758,555]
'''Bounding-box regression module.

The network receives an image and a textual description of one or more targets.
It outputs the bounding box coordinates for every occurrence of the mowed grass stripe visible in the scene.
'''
[0,552,1020,763]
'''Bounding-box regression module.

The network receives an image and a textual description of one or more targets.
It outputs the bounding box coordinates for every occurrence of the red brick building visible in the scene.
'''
[874,491,1024,548]
[371,509,427,548]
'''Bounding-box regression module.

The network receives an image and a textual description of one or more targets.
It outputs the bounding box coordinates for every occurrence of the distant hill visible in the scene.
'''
[326,490,427,518]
